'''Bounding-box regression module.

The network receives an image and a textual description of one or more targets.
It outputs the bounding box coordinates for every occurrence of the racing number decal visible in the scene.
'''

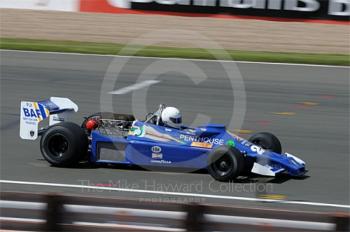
[251,145,266,155]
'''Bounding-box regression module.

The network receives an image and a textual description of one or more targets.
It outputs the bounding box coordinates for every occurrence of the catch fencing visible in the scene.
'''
[0,191,349,231]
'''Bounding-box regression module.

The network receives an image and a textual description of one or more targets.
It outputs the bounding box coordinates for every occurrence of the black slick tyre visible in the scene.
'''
[40,122,88,167]
[208,146,244,182]
[248,132,282,153]
[243,132,283,174]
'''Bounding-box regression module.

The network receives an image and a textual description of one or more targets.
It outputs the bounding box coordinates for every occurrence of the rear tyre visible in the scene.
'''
[40,122,88,167]
[208,146,244,182]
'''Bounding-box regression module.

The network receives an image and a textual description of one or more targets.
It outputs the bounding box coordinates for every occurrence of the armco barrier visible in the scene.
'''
[0,191,349,231]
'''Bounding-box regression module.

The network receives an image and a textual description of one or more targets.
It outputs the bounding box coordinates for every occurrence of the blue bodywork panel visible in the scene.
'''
[89,120,306,177]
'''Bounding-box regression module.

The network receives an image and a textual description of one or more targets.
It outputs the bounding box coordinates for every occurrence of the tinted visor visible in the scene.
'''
[170,117,182,124]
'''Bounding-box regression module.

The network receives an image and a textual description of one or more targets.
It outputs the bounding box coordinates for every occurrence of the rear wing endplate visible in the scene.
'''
[20,97,78,140]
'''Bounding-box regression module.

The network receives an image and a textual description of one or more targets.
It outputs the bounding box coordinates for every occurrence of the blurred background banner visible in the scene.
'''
[80,0,349,21]
[0,0,78,11]
[0,0,349,22]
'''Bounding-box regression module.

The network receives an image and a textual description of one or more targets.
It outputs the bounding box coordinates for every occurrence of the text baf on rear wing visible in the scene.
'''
[20,97,78,140]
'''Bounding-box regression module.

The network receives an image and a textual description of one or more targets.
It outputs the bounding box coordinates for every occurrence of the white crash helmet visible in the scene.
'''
[161,107,182,128]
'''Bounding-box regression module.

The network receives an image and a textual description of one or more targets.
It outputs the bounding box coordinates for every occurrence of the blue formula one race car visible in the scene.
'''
[20,97,307,181]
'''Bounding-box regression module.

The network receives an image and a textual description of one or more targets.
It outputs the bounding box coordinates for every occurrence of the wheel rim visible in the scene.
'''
[47,134,69,158]
[212,155,233,177]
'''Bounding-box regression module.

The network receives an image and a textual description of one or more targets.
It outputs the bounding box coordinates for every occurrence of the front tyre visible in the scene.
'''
[248,132,282,153]
[208,146,244,182]
[243,132,282,174]
[40,122,88,167]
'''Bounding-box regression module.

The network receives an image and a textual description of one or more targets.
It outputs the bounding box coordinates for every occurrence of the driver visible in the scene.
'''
[160,106,182,129]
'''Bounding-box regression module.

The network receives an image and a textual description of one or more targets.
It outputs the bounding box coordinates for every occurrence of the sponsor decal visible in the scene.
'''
[180,134,224,145]
[241,139,253,147]
[191,142,213,149]
[151,146,163,159]
[79,0,350,21]
[20,101,49,140]
[22,102,49,122]
[251,145,266,155]
[186,129,197,134]
[151,146,162,153]
[129,125,145,137]
[150,159,172,164]
[152,153,163,159]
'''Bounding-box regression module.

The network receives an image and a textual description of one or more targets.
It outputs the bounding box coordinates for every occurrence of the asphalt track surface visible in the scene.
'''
[0,50,349,212]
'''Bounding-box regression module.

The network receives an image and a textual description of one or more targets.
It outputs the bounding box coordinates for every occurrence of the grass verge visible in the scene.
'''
[1,38,348,66]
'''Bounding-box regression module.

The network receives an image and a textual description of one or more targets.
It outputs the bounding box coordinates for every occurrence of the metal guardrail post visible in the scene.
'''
[334,213,350,231]
[43,194,64,231]
[184,203,206,232]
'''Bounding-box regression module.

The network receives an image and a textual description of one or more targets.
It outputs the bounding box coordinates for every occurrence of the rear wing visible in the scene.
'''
[20,97,78,140]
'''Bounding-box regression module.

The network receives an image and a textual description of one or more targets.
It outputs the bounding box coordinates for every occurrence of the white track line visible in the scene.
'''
[109,80,160,95]
[1,180,349,209]
[1,49,348,69]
